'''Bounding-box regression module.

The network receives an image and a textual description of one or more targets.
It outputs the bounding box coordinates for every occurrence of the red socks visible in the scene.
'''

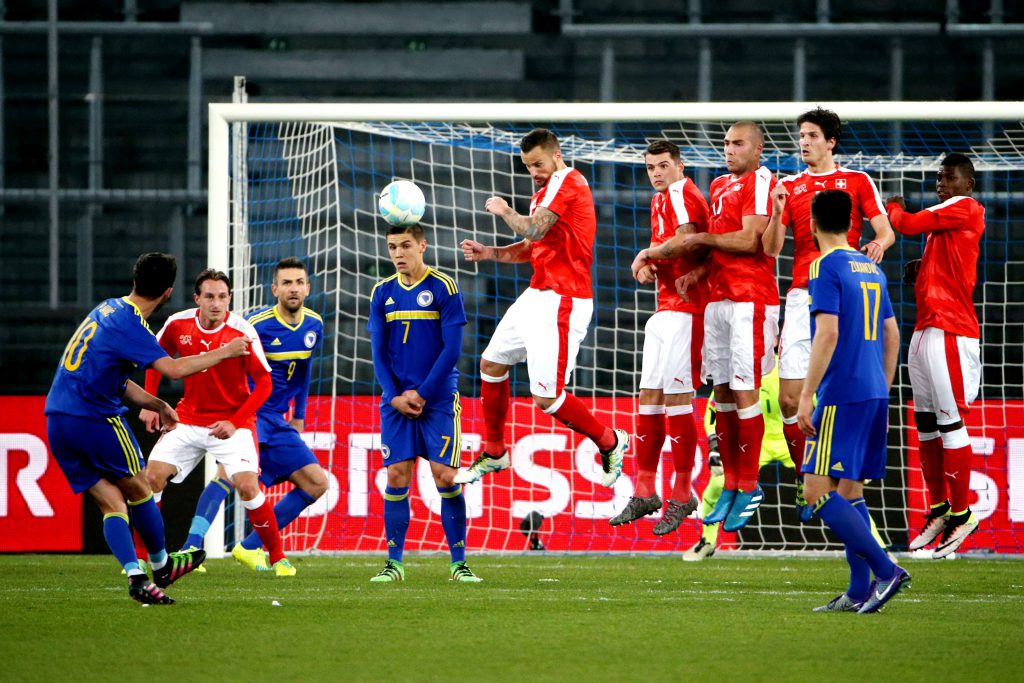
[918,436,948,507]
[481,373,510,456]
[736,405,764,492]
[549,392,616,452]
[716,404,740,490]
[944,441,974,514]
[667,405,697,501]
[244,492,284,564]
[635,408,665,499]
[782,419,805,473]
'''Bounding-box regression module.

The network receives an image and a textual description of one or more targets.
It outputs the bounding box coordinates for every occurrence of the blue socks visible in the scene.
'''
[127,494,167,569]
[183,477,232,550]
[241,489,317,550]
[383,486,411,562]
[816,493,895,582]
[104,512,143,575]
[845,497,873,601]
[437,484,467,563]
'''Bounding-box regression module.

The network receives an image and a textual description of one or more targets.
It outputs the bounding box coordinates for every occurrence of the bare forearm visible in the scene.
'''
[708,230,759,254]
[494,241,532,263]
[883,317,900,389]
[762,215,787,257]
[868,215,896,250]
[501,207,556,242]
[122,380,166,411]
[647,224,696,260]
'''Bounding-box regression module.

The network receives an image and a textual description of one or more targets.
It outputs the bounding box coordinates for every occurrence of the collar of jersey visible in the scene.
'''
[273,305,304,331]
[396,267,431,291]
[805,163,840,177]
[820,245,857,258]
[194,309,228,334]
[120,296,143,315]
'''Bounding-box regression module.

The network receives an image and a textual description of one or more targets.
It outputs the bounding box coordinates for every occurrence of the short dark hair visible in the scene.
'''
[133,252,177,298]
[731,120,765,146]
[811,190,852,234]
[645,139,681,160]
[520,128,560,154]
[387,223,425,240]
[273,257,308,282]
[797,107,842,148]
[941,152,975,180]
[194,268,232,296]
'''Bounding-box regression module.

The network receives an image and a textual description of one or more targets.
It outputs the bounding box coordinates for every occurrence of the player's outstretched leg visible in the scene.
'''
[153,546,207,588]
[610,493,663,527]
[127,492,174,580]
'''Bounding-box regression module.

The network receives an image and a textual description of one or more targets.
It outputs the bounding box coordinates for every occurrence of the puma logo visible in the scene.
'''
[200,339,212,350]
[945,471,959,480]
[814,181,827,189]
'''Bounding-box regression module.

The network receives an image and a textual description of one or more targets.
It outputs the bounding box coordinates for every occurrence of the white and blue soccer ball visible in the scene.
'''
[378,180,426,228]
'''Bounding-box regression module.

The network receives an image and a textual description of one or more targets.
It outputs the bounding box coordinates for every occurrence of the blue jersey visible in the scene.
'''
[367,268,466,400]
[808,246,895,404]
[247,306,323,420]
[45,297,168,418]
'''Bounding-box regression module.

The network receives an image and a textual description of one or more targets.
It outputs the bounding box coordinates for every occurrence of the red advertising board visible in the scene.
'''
[903,400,1024,554]
[0,396,82,551]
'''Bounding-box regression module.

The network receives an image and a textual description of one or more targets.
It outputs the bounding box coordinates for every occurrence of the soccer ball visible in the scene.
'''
[378,180,426,228]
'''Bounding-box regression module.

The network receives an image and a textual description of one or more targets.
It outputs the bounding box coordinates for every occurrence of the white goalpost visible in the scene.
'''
[206,99,1024,558]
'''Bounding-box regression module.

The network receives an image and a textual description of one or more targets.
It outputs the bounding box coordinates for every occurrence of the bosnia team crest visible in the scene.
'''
[381,444,391,460]
[304,331,317,348]
[416,290,433,307]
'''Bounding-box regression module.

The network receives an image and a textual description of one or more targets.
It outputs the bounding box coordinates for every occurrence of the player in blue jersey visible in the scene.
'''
[367,222,481,583]
[44,252,251,604]
[794,191,909,613]
[178,257,329,571]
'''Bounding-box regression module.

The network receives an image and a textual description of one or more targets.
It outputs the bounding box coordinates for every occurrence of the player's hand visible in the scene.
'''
[207,420,237,440]
[390,394,422,419]
[797,394,816,436]
[288,418,305,432]
[675,272,700,301]
[630,250,656,283]
[139,408,161,433]
[484,196,511,217]
[770,183,788,214]
[460,239,492,263]
[708,451,724,477]
[403,389,425,413]
[861,240,885,263]
[903,258,922,286]
[157,403,179,433]
[221,336,252,358]
[885,195,905,209]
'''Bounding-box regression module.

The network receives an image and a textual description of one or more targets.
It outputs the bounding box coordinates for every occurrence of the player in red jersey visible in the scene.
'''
[762,107,896,520]
[887,153,985,557]
[456,128,628,488]
[141,269,295,576]
[612,139,710,533]
[676,121,779,533]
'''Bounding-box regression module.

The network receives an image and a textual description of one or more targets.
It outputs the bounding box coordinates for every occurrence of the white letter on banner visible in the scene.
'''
[510,434,570,519]
[0,434,54,517]
[347,432,379,517]
[1008,438,1024,523]
[575,439,631,519]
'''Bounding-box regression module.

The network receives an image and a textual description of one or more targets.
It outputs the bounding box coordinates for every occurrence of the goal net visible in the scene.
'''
[208,102,1024,557]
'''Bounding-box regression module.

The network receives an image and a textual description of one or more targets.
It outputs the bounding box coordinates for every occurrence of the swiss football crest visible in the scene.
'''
[793,184,808,195]
[304,331,317,348]
[178,334,193,346]
[836,178,847,189]
[416,290,433,307]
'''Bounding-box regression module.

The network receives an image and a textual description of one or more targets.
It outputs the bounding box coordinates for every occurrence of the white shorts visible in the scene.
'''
[148,423,259,484]
[703,299,780,391]
[908,327,981,425]
[639,310,704,394]
[778,288,811,380]
[482,287,593,398]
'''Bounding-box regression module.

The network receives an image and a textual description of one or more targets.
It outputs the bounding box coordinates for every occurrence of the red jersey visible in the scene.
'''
[887,195,985,338]
[780,164,885,290]
[528,167,596,299]
[707,166,779,305]
[649,176,710,313]
[146,309,272,428]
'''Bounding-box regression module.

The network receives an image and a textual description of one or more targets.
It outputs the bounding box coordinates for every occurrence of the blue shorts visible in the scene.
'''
[256,413,319,487]
[380,392,462,468]
[46,413,144,494]
[801,399,888,481]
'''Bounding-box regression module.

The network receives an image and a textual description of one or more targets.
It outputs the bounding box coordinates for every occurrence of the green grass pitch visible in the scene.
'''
[2,554,1021,681]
